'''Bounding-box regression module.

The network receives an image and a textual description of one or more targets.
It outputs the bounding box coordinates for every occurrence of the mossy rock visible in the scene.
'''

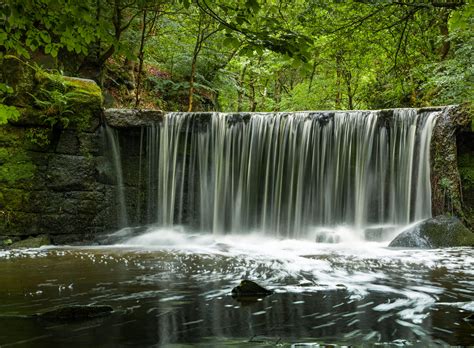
[0,189,30,211]
[9,234,51,249]
[389,215,474,248]
[0,127,36,187]
[33,73,103,131]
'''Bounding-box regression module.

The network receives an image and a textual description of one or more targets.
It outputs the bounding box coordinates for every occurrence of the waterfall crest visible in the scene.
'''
[131,109,440,239]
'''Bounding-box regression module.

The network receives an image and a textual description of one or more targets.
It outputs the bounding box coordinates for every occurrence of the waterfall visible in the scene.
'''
[135,109,439,238]
[105,125,128,228]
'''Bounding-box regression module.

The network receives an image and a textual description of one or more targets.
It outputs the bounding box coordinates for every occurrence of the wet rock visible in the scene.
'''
[389,215,474,248]
[10,235,51,248]
[96,225,150,245]
[36,305,113,321]
[364,226,396,242]
[47,154,96,191]
[315,230,340,243]
[231,280,273,299]
[1,235,20,247]
[104,109,164,128]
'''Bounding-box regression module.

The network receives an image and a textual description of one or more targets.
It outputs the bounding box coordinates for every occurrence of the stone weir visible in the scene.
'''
[0,103,472,245]
[105,107,470,239]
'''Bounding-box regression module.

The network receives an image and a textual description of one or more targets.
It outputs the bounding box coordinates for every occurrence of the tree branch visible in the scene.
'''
[392,1,465,9]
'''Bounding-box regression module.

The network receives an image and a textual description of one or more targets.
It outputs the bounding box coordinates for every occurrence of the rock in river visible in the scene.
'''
[389,215,474,248]
[231,280,273,299]
[36,305,114,321]
[9,235,51,249]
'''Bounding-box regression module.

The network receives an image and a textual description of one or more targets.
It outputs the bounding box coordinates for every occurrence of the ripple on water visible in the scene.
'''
[0,231,473,346]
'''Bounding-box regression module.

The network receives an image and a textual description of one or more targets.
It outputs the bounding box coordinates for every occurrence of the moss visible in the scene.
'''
[32,72,103,131]
[25,127,52,147]
[9,235,51,248]
[0,188,30,211]
[0,157,35,186]
[425,220,474,247]
[0,127,35,187]
[63,77,102,97]
[0,126,23,146]
[390,216,474,248]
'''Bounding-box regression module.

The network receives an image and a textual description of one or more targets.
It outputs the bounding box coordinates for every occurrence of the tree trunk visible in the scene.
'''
[335,54,342,109]
[187,54,198,112]
[344,70,353,110]
[187,15,204,112]
[135,9,147,108]
[249,73,257,112]
[439,10,451,60]
[237,64,247,112]
[308,60,317,93]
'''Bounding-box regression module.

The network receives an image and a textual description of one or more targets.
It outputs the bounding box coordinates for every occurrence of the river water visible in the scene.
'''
[1,227,473,347]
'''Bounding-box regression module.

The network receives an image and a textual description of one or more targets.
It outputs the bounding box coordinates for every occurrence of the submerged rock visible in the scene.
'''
[36,305,113,321]
[389,215,474,248]
[364,226,397,242]
[315,230,340,243]
[9,235,51,249]
[96,225,150,245]
[231,280,273,299]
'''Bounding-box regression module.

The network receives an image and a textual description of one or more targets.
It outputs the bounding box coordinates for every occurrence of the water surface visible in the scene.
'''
[0,228,473,347]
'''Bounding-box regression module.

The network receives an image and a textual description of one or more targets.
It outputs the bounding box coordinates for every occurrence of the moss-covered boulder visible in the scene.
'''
[389,215,474,248]
[22,72,103,132]
[9,235,51,249]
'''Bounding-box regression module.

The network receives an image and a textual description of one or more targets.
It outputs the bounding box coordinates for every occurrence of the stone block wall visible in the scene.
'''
[1,103,472,244]
[0,121,119,244]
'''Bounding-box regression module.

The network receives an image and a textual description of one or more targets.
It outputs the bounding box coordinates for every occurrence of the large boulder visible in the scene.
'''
[389,215,474,248]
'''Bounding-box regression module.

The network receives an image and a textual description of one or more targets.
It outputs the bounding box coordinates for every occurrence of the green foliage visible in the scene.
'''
[30,88,73,127]
[29,71,102,131]
[0,104,20,125]
[25,128,51,147]
[0,83,20,124]
[1,0,472,111]
[2,238,13,246]
[1,0,97,59]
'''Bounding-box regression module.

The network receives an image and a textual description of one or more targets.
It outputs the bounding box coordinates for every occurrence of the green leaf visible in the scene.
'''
[0,104,21,124]
[223,37,240,48]
[40,31,51,44]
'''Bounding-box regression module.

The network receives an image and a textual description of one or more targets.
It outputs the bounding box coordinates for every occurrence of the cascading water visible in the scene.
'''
[104,125,129,228]
[5,108,473,348]
[138,109,440,240]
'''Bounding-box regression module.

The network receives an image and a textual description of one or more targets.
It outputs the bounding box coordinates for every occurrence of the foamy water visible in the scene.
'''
[1,228,472,346]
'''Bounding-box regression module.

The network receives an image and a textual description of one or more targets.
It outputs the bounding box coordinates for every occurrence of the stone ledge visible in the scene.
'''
[104,109,164,128]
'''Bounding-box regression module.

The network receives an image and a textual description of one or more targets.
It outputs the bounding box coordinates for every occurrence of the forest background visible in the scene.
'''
[0,0,472,119]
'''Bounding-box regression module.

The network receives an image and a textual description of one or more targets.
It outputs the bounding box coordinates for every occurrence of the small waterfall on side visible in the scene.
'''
[105,125,129,228]
[135,109,440,240]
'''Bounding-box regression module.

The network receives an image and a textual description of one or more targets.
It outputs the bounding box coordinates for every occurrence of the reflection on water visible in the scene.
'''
[0,229,473,347]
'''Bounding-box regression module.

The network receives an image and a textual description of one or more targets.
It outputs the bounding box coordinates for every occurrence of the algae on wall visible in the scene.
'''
[430,104,474,230]
[0,58,119,243]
